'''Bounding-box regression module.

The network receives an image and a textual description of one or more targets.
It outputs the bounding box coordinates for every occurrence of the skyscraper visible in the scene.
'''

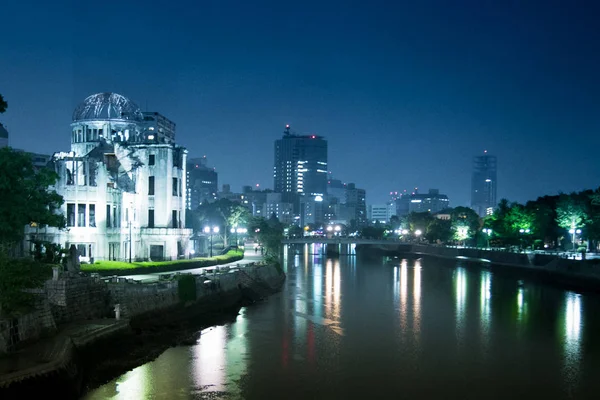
[471,152,497,217]
[273,125,328,210]
[186,156,218,210]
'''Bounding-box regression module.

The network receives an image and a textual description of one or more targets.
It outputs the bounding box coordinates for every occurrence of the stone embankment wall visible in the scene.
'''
[0,264,284,354]
[0,291,56,354]
[388,244,600,286]
[109,264,283,319]
[45,273,111,324]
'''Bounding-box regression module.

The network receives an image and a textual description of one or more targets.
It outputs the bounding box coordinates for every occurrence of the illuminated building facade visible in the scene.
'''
[25,92,192,261]
[471,153,497,217]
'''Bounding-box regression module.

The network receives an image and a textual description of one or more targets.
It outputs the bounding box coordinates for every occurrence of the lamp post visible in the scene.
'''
[204,225,219,257]
[519,228,530,252]
[415,229,422,242]
[568,228,582,251]
[483,228,492,249]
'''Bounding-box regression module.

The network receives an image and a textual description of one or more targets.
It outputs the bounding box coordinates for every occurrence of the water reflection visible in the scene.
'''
[455,267,467,342]
[480,270,492,354]
[398,261,408,336]
[193,325,226,392]
[563,292,583,390]
[413,260,421,341]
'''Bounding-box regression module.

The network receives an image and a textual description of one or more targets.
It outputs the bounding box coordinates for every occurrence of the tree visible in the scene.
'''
[425,218,452,243]
[0,93,7,114]
[191,199,250,246]
[0,148,65,252]
[248,216,284,261]
[450,207,481,245]
[407,212,434,233]
[556,194,588,230]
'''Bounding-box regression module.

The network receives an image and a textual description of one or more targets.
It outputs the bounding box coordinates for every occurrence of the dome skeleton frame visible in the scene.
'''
[72,92,143,122]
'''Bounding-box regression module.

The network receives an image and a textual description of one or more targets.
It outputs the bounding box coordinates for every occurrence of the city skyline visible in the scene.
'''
[2,0,600,206]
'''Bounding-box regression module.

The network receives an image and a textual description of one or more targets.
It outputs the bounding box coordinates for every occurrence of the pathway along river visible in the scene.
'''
[86,244,600,399]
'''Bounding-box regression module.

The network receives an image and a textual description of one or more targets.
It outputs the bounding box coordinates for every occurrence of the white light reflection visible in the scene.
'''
[325,260,333,318]
[107,363,150,399]
[479,271,491,349]
[517,287,525,323]
[193,325,226,392]
[333,259,341,319]
[413,260,421,341]
[563,292,583,391]
[455,267,467,343]
[399,261,408,336]
[225,313,248,398]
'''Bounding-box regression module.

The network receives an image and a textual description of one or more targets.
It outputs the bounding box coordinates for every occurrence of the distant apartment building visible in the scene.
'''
[408,189,450,214]
[346,183,367,227]
[186,156,218,210]
[471,152,497,217]
[368,204,395,224]
[264,192,294,224]
[273,125,328,212]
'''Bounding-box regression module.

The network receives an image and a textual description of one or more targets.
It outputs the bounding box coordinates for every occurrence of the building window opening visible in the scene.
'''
[149,176,155,195]
[89,204,96,227]
[67,203,75,227]
[149,154,155,166]
[106,204,111,228]
[172,210,178,228]
[78,204,86,227]
[148,209,155,228]
[76,244,86,257]
[172,178,178,196]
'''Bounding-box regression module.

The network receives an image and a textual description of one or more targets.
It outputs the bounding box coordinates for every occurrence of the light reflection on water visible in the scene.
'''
[86,247,600,399]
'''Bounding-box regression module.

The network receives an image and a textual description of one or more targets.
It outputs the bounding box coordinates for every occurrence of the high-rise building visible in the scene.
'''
[327,178,346,203]
[186,156,218,210]
[345,183,367,227]
[273,125,328,209]
[408,189,450,214]
[471,152,497,217]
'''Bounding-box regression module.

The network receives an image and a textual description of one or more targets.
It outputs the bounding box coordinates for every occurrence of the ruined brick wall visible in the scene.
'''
[44,273,111,324]
[108,280,180,318]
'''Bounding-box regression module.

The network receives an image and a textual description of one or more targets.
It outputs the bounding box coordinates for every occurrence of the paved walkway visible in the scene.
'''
[0,319,128,388]
[122,246,264,283]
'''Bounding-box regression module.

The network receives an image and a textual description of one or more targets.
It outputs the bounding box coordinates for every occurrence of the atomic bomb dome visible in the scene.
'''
[72,92,143,122]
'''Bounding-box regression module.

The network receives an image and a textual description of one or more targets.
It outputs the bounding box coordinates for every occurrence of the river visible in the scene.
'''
[85,244,600,399]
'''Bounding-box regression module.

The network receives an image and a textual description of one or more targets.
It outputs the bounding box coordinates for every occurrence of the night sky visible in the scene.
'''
[1,0,599,206]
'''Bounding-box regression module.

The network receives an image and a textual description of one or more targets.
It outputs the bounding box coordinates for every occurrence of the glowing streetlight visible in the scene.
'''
[203,225,219,257]
[334,225,341,232]
[326,225,333,232]
[568,228,582,251]
[482,228,492,248]
[415,230,422,237]
[518,228,531,252]
[401,229,409,235]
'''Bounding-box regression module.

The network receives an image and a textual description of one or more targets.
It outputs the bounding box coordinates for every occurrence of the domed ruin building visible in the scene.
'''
[26,92,192,262]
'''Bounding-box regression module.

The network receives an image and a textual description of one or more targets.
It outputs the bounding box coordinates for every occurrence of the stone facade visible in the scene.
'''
[24,92,192,262]
[0,292,56,353]
[45,273,111,324]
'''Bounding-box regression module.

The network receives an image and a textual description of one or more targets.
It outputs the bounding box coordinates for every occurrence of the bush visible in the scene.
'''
[0,255,53,317]
[81,249,244,276]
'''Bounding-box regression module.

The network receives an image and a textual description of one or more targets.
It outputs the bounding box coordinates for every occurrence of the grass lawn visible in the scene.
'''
[81,249,244,275]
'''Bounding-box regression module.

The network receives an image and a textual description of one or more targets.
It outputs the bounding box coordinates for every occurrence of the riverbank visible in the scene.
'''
[0,263,285,399]
[356,243,600,292]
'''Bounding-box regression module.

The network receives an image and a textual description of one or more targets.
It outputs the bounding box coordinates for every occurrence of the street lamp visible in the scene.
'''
[482,228,492,249]
[568,228,582,251]
[334,225,341,236]
[519,228,530,252]
[415,230,422,241]
[203,225,219,257]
